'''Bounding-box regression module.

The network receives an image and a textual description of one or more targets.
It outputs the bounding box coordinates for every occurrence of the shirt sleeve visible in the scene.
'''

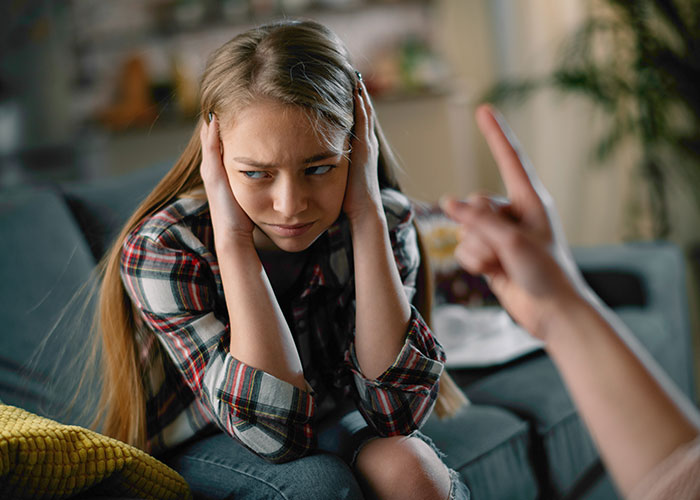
[629,436,700,500]
[345,190,446,436]
[120,229,315,463]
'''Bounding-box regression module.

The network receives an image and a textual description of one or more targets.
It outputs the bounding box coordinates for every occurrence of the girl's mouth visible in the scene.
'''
[265,221,315,237]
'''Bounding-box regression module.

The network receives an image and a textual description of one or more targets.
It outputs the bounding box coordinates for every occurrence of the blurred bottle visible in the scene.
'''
[97,55,158,131]
[172,56,199,118]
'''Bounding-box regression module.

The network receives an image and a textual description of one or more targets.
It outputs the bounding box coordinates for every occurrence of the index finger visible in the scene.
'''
[200,113,220,157]
[475,104,544,210]
[353,79,374,140]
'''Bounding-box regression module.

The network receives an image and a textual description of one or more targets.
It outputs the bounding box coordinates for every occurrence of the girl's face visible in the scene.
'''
[221,100,350,253]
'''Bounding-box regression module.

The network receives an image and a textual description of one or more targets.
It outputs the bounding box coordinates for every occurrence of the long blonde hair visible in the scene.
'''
[94,19,464,450]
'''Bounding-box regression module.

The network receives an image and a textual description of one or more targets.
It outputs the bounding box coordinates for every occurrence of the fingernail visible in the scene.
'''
[355,70,362,82]
[208,112,213,123]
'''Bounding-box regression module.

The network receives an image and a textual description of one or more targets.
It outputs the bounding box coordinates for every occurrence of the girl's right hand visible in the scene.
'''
[200,114,255,245]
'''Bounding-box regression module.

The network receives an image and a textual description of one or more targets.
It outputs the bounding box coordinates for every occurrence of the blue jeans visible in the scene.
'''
[162,411,469,500]
[163,431,362,500]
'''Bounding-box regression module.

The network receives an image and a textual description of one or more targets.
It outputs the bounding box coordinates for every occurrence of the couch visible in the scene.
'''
[1,162,696,499]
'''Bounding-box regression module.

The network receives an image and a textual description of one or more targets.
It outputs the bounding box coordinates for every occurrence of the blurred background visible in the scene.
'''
[2,0,700,384]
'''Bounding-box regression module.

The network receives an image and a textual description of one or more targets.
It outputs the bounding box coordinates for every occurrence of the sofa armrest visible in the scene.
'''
[572,242,696,400]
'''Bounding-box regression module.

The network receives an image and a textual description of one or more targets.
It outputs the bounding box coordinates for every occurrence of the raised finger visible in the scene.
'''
[475,104,544,211]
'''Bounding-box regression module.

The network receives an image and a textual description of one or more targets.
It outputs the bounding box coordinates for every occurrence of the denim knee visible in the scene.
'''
[278,452,364,500]
[164,433,363,500]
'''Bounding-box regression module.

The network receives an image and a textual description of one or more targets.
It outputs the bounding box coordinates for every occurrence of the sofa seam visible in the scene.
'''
[451,419,531,469]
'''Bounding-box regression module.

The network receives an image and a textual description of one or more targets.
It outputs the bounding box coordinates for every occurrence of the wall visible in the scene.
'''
[436,0,633,246]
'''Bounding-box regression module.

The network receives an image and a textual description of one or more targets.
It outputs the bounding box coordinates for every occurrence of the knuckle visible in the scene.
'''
[502,228,526,250]
[471,195,493,212]
[203,140,219,155]
[454,206,476,226]
[200,161,217,184]
[455,245,477,268]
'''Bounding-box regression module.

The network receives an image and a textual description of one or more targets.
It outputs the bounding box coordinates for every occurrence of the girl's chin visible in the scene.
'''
[253,226,324,253]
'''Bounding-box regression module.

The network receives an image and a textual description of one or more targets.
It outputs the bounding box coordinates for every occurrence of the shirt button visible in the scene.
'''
[298,320,306,328]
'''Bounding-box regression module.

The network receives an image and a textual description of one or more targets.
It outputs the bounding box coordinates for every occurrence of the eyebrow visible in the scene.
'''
[233,150,342,169]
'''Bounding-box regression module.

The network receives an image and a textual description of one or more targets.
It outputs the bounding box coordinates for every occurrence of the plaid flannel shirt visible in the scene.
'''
[120,188,445,463]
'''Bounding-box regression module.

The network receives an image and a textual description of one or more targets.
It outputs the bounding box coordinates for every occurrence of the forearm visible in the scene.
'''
[216,237,306,390]
[350,209,412,379]
[545,296,700,496]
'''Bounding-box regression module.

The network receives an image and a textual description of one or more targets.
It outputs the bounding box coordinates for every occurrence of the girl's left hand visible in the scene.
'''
[343,79,383,223]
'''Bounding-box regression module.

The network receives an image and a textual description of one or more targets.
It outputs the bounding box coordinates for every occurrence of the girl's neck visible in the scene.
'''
[256,241,311,298]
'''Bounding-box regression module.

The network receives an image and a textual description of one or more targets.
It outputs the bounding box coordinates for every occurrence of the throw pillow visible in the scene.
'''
[0,404,192,499]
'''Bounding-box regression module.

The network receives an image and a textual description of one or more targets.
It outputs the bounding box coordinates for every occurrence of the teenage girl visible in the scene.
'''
[95,20,468,500]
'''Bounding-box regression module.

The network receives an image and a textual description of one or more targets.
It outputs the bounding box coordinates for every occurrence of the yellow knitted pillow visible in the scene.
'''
[0,404,192,500]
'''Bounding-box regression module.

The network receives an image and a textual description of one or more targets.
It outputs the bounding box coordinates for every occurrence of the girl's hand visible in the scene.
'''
[441,105,584,341]
[343,79,383,223]
[200,114,255,246]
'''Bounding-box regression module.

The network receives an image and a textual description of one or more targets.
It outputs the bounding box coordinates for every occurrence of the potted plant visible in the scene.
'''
[484,0,700,238]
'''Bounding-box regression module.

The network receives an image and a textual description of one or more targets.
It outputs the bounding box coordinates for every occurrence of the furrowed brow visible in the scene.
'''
[302,150,342,164]
[233,150,342,169]
[233,157,273,168]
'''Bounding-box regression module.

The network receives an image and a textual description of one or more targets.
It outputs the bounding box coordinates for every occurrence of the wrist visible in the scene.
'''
[214,230,258,257]
[540,291,600,349]
[347,203,386,233]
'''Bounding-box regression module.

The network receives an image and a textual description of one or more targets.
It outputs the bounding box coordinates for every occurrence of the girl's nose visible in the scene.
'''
[272,177,308,217]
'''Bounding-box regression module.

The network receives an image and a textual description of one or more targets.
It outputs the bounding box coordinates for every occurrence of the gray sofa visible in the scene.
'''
[1,163,696,499]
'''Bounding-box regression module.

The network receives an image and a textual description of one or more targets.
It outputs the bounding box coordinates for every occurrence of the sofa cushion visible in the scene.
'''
[614,309,672,368]
[573,243,694,398]
[61,162,170,260]
[0,187,98,425]
[422,404,538,499]
[459,354,598,498]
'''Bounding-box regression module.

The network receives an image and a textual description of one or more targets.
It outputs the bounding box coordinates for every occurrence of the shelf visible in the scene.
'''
[71,0,434,52]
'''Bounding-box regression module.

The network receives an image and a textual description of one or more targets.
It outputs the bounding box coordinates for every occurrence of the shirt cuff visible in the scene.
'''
[347,306,445,389]
[216,353,315,424]
[346,308,445,436]
[204,351,316,463]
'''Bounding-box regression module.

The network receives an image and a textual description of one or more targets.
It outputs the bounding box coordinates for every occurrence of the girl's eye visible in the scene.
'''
[242,171,267,179]
[305,165,334,175]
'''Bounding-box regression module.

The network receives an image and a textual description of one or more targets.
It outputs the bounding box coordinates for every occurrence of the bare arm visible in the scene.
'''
[201,116,306,390]
[547,294,698,494]
[344,79,412,380]
[442,104,700,496]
